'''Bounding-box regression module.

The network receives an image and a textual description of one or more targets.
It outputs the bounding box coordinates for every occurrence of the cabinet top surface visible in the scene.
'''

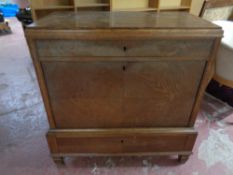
[27,12,220,30]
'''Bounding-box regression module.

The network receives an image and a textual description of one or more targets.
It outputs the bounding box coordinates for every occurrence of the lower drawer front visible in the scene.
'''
[47,128,197,155]
[42,61,205,128]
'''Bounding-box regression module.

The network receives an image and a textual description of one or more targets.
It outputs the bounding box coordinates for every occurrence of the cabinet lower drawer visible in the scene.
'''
[42,61,205,128]
[47,128,197,155]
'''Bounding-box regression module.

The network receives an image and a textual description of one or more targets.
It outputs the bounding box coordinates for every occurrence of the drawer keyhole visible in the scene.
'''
[121,139,124,144]
[123,46,127,52]
[122,65,126,71]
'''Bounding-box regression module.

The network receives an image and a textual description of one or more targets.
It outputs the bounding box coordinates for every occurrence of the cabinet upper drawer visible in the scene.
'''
[36,39,214,59]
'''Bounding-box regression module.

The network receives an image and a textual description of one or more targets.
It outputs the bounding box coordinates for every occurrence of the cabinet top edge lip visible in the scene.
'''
[25,11,221,31]
[24,28,223,39]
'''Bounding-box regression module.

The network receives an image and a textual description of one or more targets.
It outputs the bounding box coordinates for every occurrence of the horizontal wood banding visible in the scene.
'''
[36,39,214,58]
[39,56,209,62]
[47,128,197,155]
[51,151,192,157]
[25,29,223,40]
[49,127,197,137]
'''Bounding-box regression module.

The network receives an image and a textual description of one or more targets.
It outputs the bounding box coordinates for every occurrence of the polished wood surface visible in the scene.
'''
[189,38,221,126]
[47,128,197,154]
[36,39,214,58]
[25,12,222,162]
[42,61,205,128]
[27,11,219,29]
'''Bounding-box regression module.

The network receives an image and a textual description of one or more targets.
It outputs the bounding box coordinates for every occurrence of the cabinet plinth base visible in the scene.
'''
[53,156,65,165]
[178,155,190,163]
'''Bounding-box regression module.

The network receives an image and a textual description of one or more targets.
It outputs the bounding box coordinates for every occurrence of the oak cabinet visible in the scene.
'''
[25,12,222,163]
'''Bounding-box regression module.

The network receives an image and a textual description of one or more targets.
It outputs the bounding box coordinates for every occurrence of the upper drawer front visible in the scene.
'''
[36,39,214,59]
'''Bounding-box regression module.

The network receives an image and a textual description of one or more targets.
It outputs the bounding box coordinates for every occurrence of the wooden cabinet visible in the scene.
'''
[25,12,222,163]
[30,0,193,20]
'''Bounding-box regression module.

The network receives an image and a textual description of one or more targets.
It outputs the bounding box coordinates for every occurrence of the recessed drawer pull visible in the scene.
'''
[123,46,127,52]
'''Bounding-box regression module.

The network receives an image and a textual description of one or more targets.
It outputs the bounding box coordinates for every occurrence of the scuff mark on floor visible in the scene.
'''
[105,158,115,168]
[0,72,5,76]
[0,102,42,117]
[142,159,153,174]
[91,163,99,175]
[167,171,176,175]
[198,129,233,173]
[142,159,160,175]
[192,172,199,175]
[0,84,9,91]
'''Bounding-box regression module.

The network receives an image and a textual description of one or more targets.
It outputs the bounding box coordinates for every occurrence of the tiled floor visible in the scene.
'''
[1,18,233,175]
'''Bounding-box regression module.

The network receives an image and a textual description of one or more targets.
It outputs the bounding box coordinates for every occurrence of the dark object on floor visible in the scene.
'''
[0,10,4,22]
[0,10,11,35]
[16,8,33,26]
[207,79,233,107]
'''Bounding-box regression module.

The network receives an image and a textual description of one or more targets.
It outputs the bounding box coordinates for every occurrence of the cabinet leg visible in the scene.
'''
[53,156,65,165]
[178,155,189,163]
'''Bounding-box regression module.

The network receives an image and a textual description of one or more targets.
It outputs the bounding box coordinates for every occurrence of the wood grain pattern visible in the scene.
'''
[25,38,56,128]
[25,12,222,161]
[27,12,219,30]
[47,128,197,154]
[188,38,221,126]
[46,133,59,154]
[42,61,205,128]
[25,29,223,40]
[36,39,214,58]
[52,152,192,157]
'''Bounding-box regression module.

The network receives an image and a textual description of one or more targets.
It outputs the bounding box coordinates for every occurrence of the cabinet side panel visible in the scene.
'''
[25,36,56,128]
[188,38,221,126]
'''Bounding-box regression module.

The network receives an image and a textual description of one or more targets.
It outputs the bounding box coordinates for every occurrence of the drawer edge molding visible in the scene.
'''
[39,56,209,62]
[47,128,197,137]
[51,151,193,157]
[25,29,223,40]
